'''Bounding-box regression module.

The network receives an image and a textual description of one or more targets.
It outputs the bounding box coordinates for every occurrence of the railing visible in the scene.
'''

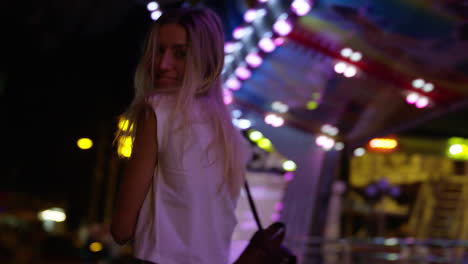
[286,237,468,264]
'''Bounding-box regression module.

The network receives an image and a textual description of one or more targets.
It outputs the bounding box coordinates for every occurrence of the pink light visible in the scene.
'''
[246,52,263,68]
[291,0,312,16]
[235,66,251,80]
[271,213,281,222]
[258,37,276,53]
[224,42,237,53]
[284,172,294,181]
[406,92,419,104]
[273,19,293,36]
[223,89,233,105]
[274,37,285,46]
[416,96,429,108]
[275,202,284,212]
[315,135,328,146]
[233,27,250,40]
[272,117,284,127]
[265,114,284,127]
[225,77,241,90]
[244,9,257,23]
[265,114,276,125]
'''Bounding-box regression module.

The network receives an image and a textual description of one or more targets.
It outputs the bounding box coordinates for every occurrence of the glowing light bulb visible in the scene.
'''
[412,79,425,88]
[340,48,353,58]
[151,10,162,21]
[450,144,463,155]
[334,62,347,74]
[344,66,357,78]
[273,18,293,36]
[354,148,366,157]
[258,37,275,53]
[282,160,297,171]
[246,52,263,68]
[423,83,434,92]
[77,138,93,150]
[291,0,312,16]
[147,1,159,11]
[406,92,419,104]
[350,52,362,62]
[248,130,263,142]
[244,9,257,23]
[416,96,429,108]
[235,66,251,80]
[225,76,241,90]
[306,101,318,110]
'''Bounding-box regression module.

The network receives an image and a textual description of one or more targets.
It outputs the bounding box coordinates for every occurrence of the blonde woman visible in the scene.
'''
[110,7,251,264]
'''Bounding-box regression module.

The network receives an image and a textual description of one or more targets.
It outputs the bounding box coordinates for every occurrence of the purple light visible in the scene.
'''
[416,96,429,108]
[274,37,285,46]
[389,186,401,197]
[406,92,419,104]
[258,37,276,53]
[235,66,251,80]
[377,178,390,190]
[244,9,257,23]
[273,19,293,36]
[246,52,263,68]
[275,202,284,212]
[271,213,281,222]
[223,89,233,105]
[147,1,159,11]
[291,0,312,16]
[365,185,378,197]
[225,77,241,91]
[284,172,294,181]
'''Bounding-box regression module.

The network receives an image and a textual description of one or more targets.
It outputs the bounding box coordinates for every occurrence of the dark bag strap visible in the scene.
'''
[244,181,264,231]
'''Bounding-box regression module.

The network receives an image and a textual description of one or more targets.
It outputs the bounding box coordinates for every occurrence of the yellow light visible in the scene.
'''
[118,117,133,132]
[369,138,398,150]
[257,138,273,152]
[89,242,103,252]
[248,130,263,142]
[447,137,468,160]
[282,160,297,171]
[77,138,93,150]
[449,144,463,155]
[117,136,133,158]
[306,101,318,110]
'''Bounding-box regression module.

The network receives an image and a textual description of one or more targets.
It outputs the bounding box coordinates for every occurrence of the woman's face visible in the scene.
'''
[155,23,187,89]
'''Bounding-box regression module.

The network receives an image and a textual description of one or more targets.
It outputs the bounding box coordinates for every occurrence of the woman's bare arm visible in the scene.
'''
[111,105,158,245]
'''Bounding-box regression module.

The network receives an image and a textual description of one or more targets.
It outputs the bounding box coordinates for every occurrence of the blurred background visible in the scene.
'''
[2,0,468,263]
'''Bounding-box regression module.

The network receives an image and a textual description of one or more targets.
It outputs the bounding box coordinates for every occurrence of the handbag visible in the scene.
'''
[233,181,297,264]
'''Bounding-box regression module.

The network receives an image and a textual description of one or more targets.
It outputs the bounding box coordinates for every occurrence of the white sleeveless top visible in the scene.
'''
[133,94,242,264]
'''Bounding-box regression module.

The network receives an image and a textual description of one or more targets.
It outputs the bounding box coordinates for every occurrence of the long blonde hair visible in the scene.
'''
[116,7,246,199]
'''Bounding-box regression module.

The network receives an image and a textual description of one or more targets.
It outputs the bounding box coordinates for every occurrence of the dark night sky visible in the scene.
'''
[0,1,153,227]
